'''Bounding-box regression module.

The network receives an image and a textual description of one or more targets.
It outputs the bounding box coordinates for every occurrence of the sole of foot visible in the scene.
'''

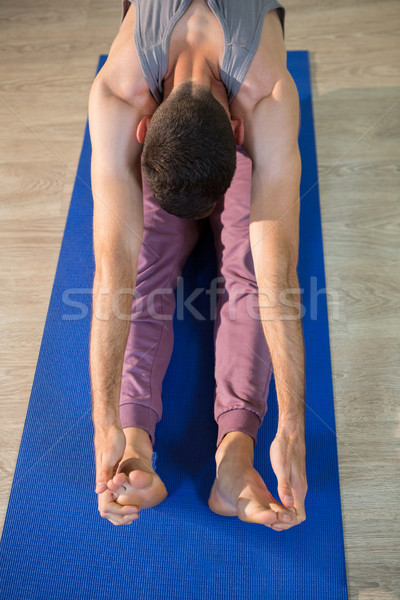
[107,456,168,511]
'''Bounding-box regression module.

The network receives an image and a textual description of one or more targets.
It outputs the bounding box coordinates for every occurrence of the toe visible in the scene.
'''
[113,473,128,488]
[237,497,278,526]
[277,510,297,525]
[251,507,278,527]
[128,470,154,489]
[107,478,122,493]
[106,473,128,495]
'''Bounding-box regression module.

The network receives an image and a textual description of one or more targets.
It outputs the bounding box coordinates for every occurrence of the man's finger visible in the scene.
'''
[98,489,139,516]
[291,473,307,522]
[106,501,139,517]
[277,481,295,510]
[95,482,108,494]
[95,464,118,493]
[268,501,297,526]
[100,506,139,526]
[273,461,296,511]
[108,514,139,526]
[96,476,112,494]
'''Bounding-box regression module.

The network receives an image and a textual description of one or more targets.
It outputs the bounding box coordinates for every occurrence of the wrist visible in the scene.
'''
[92,409,121,433]
[277,417,304,438]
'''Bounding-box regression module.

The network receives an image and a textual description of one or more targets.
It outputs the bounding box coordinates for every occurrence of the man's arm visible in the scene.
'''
[242,71,307,522]
[88,74,144,499]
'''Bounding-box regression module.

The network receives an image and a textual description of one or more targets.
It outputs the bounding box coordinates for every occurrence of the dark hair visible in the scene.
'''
[141,81,237,219]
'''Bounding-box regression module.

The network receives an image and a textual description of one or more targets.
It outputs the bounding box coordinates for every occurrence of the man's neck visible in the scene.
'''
[163,49,230,117]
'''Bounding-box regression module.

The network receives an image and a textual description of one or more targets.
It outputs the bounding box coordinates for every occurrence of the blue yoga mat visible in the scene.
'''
[0,52,348,600]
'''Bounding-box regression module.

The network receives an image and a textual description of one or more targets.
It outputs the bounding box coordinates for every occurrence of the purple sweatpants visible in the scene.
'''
[119,146,273,448]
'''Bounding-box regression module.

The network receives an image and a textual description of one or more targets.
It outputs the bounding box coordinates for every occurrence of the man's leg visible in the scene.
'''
[207,147,297,530]
[107,172,203,510]
[209,146,272,449]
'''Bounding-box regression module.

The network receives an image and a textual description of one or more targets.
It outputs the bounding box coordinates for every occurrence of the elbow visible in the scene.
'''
[256,263,301,319]
[257,264,298,293]
[255,248,299,291]
[286,261,299,288]
[93,230,141,276]
[88,73,102,116]
[255,261,300,321]
[93,246,137,288]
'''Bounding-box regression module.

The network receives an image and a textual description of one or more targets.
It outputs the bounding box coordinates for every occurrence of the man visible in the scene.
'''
[89,0,307,531]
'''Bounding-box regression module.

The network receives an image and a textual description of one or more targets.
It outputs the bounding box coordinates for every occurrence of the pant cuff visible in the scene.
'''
[119,401,158,446]
[216,408,261,449]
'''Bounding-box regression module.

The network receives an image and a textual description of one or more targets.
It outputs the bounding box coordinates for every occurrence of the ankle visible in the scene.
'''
[123,427,153,460]
[215,431,254,471]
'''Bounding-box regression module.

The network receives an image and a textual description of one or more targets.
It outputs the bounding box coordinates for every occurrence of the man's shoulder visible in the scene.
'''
[231,8,287,111]
[234,71,300,169]
[99,3,157,112]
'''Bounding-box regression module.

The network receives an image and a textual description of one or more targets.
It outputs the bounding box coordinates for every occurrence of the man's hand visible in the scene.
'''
[97,488,139,526]
[94,424,126,494]
[94,424,140,525]
[269,428,307,525]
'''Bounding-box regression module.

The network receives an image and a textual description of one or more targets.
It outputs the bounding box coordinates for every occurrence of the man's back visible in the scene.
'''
[120,0,285,106]
[100,0,287,126]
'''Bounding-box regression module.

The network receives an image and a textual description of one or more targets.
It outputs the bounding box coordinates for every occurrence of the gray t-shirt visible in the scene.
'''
[121,0,285,105]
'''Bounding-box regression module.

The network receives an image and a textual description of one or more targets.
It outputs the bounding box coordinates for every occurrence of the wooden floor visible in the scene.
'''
[1,0,399,597]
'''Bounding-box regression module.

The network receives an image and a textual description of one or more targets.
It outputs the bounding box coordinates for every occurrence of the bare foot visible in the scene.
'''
[208,432,298,531]
[107,427,168,513]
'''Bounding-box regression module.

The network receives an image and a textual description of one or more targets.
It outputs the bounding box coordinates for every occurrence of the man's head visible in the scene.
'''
[138,81,243,219]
